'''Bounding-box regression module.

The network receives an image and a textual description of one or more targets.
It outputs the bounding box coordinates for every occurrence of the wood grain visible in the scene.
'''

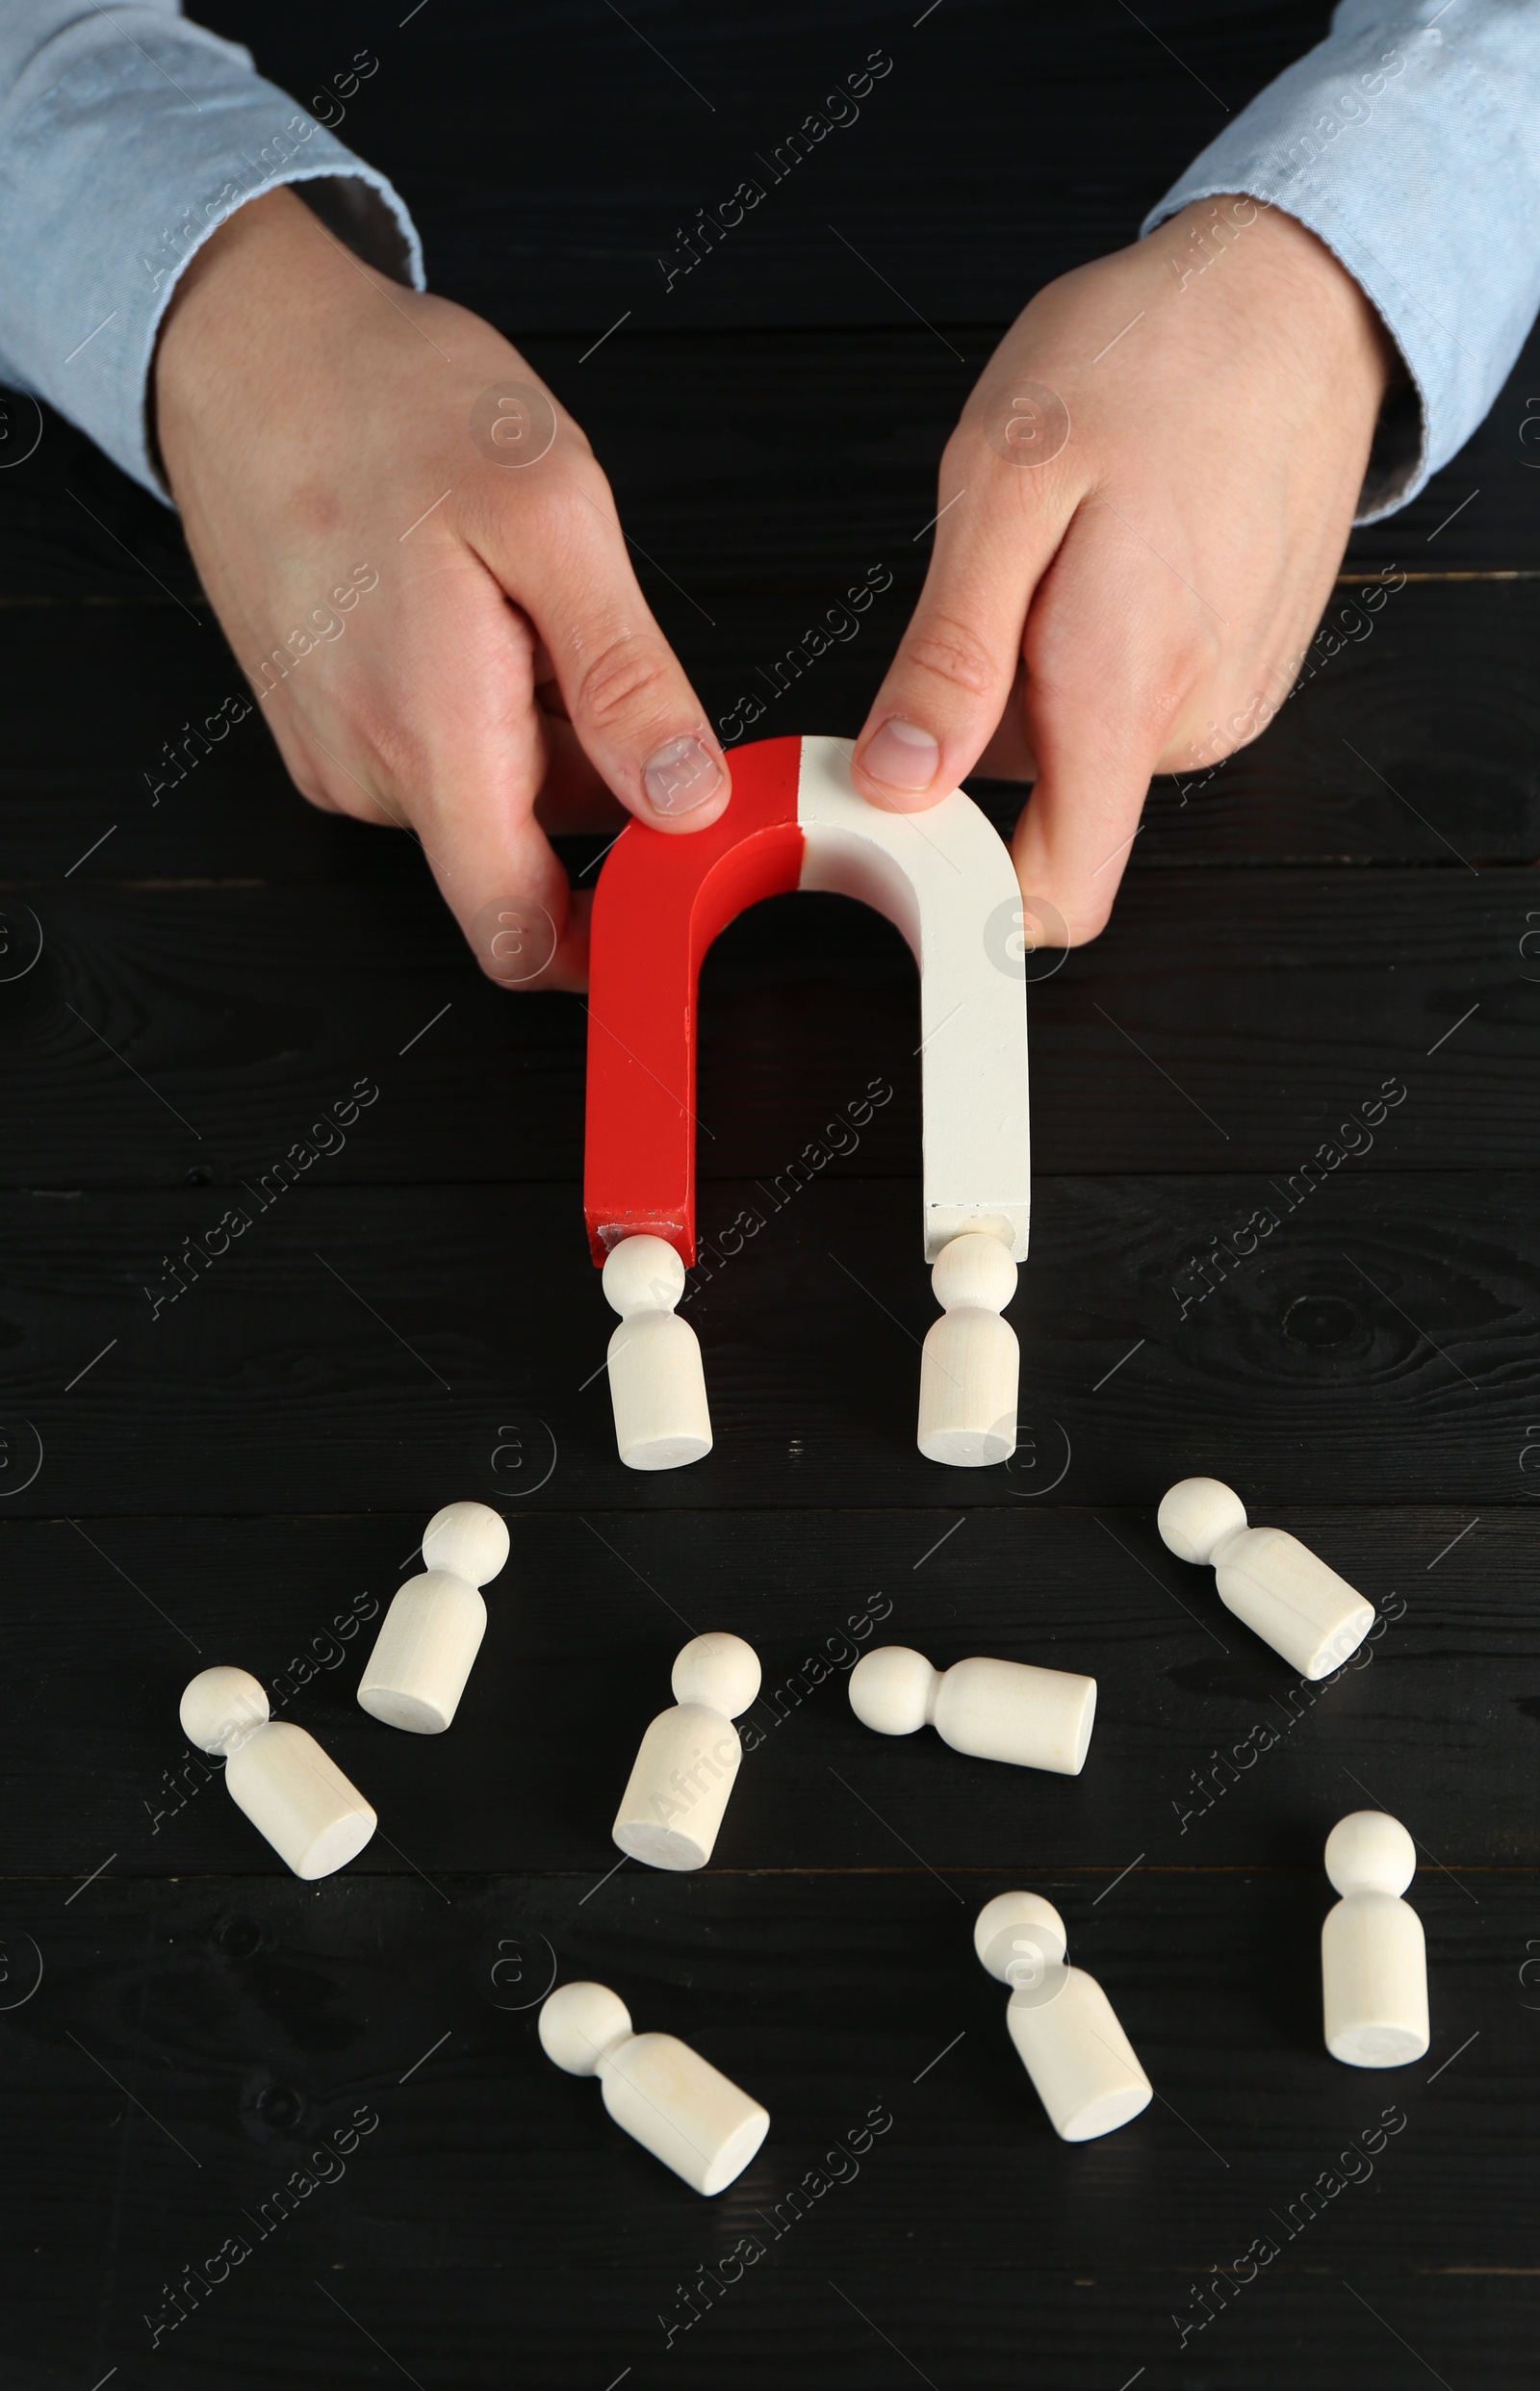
[1,1869,1532,2387]
[0,1173,1535,1515]
[3,580,1538,910]
[5,334,1539,612]
[1,864,1530,1186]
[4,1505,1535,1875]
[1,5,1536,2384]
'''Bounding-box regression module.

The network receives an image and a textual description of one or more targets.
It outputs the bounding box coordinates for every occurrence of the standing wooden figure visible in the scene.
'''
[539,1978,770,2195]
[1322,1811,1429,2067]
[181,1665,376,1880]
[601,1235,712,1472]
[357,1500,511,1733]
[612,1632,760,1869]
[974,1890,1152,2142]
[916,1230,1020,1466]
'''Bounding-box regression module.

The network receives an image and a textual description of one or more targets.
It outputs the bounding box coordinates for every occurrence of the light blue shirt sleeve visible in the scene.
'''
[1141,1,1540,520]
[0,1,424,501]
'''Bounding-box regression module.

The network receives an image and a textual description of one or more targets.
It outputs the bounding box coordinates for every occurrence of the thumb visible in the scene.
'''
[851,436,1074,811]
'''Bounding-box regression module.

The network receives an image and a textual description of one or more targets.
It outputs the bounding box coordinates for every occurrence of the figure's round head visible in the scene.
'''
[538,1980,632,2075]
[848,1646,938,1737]
[180,1665,269,1756]
[1157,1477,1247,1565]
[602,1234,685,1319]
[671,1632,760,1717]
[422,1501,510,1587]
[974,1890,1069,2001]
[1324,1810,1417,1898]
[932,1230,1017,1315]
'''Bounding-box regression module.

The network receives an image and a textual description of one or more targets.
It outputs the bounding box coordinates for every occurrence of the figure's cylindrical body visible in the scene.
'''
[356,1570,489,1734]
[917,1308,1019,1467]
[607,1310,712,1471]
[1213,1524,1373,1680]
[1322,1892,1429,2067]
[933,1655,1095,1776]
[1006,1970,1153,2142]
[599,2029,769,2195]
[613,1703,743,1869]
[225,1722,376,1880]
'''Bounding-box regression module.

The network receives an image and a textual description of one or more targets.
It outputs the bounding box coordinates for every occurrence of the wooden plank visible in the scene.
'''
[0,1868,1530,2385]
[0,864,1527,1186]
[4,328,1538,622]
[1,1172,1535,1515]
[1125,576,1540,862]
[4,1504,1534,1874]
[2,578,1537,894]
[0,5,1534,2369]
[539,324,1540,585]
[142,1,1331,325]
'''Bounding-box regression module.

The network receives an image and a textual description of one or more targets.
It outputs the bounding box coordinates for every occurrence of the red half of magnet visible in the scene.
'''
[583,733,804,1265]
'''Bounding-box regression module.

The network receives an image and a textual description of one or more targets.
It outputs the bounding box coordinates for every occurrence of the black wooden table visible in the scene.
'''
[4,7,1537,2385]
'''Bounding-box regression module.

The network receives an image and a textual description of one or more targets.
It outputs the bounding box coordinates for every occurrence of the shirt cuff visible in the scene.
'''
[0,10,424,501]
[1140,8,1540,522]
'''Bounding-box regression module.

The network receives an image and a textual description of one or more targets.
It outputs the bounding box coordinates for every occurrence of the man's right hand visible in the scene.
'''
[154,184,732,991]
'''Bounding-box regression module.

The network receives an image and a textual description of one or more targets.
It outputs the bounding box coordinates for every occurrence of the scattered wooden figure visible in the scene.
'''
[357,1501,511,1733]
[613,1632,761,1869]
[974,1890,1152,2141]
[180,1664,375,1880]
[849,1645,1095,1775]
[538,1978,770,2195]
[1157,1476,1374,1678]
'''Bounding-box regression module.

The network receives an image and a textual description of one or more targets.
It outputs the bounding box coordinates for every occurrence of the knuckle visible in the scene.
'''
[1030,626,1202,753]
[1127,663,1199,747]
[901,609,1000,704]
[469,448,610,556]
[348,705,424,795]
[572,630,676,735]
[266,721,339,813]
[534,453,614,541]
[1066,901,1114,948]
[290,766,332,810]
[340,708,439,827]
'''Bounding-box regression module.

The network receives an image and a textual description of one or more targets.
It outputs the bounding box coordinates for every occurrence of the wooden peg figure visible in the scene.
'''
[180,1665,376,1880]
[849,1645,1095,1775]
[974,1890,1152,2142]
[613,1632,760,1869]
[539,1978,769,2196]
[917,1230,1019,1466]
[1322,1811,1429,2067]
[602,1234,712,1471]
[357,1501,511,1734]
[1157,1477,1374,1679]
